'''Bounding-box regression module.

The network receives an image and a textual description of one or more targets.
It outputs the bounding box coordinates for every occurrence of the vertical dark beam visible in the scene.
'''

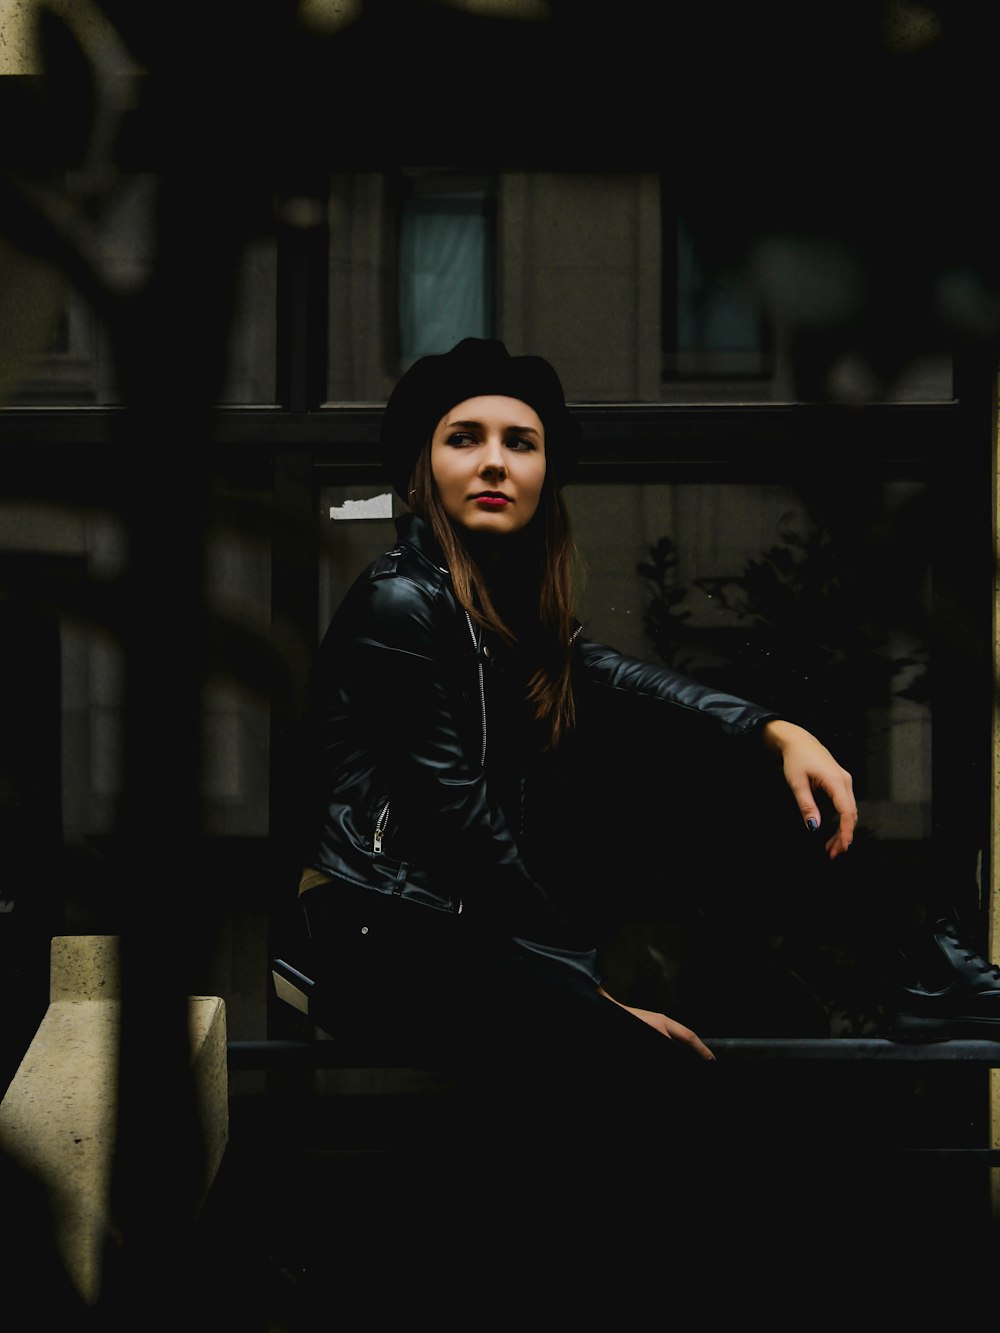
[268,449,319,1044]
[101,111,280,1332]
[275,188,330,412]
[270,182,329,1036]
[932,351,997,934]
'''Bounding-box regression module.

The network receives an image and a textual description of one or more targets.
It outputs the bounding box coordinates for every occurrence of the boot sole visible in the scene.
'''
[885,1012,1000,1043]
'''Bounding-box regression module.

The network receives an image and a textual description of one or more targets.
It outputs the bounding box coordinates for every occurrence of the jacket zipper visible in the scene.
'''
[465,611,487,767]
[370,546,470,917]
[373,801,390,853]
[372,798,462,913]
[377,617,571,845]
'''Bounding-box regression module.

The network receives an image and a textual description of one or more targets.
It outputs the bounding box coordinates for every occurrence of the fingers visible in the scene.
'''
[824,787,857,858]
[599,989,717,1061]
[801,798,855,859]
[663,1016,716,1062]
[826,826,858,858]
[810,770,857,861]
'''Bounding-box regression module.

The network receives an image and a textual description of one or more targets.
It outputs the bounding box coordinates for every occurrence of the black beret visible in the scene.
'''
[379,337,581,499]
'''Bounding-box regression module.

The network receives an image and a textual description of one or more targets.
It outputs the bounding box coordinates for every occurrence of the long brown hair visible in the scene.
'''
[409,445,578,748]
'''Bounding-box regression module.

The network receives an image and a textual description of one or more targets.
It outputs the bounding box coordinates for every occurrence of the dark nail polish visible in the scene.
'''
[806,818,819,831]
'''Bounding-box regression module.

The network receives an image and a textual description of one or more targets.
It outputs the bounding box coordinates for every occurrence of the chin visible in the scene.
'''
[461,516,523,536]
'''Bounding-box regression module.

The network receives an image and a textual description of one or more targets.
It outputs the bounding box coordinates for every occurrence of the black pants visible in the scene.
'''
[297,883,906,1318]
[300,885,757,1266]
[301,881,716,1102]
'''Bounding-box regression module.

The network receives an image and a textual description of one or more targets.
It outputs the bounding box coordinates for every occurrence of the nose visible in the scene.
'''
[477,433,507,479]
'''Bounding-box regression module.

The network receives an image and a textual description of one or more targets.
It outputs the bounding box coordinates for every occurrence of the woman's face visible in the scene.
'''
[430,395,546,536]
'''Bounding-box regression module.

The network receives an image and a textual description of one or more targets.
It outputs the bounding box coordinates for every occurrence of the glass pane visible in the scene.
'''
[665,218,770,380]
[399,198,492,364]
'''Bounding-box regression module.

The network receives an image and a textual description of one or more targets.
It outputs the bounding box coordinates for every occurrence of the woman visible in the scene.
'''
[299,333,855,1038]
[293,337,857,1291]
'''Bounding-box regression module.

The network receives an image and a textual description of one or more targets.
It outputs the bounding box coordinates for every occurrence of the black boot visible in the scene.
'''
[883,917,1000,1041]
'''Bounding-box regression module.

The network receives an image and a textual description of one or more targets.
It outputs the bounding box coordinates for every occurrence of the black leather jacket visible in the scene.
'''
[303,513,778,978]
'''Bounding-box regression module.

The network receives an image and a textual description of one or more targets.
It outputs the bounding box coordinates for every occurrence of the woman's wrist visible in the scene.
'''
[760,717,798,754]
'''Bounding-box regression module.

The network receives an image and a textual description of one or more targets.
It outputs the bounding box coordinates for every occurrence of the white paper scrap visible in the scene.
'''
[329,494,394,521]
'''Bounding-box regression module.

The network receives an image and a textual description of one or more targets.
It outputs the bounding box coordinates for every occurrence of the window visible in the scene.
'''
[396,171,495,367]
[662,215,772,383]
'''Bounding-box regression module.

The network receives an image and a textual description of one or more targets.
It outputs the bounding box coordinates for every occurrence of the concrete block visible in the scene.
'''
[0,936,228,1306]
[49,933,123,1001]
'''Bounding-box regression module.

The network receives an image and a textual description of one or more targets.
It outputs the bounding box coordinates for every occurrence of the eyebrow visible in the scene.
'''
[445,418,541,436]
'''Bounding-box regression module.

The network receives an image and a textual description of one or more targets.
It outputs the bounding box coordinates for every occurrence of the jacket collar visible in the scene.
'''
[395,513,489,655]
[395,512,585,645]
[394,512,450,575]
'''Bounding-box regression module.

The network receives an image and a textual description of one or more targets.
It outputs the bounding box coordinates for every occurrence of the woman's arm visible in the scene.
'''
[575,637,778,738]
[575,636,857,861]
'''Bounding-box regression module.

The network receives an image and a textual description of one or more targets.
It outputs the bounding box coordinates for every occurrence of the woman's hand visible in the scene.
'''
[597,987,716,1061]
[761,718,857,860]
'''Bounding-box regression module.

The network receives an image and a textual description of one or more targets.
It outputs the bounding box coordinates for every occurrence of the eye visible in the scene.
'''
[507,435,538,452]
[445,431,476,447]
